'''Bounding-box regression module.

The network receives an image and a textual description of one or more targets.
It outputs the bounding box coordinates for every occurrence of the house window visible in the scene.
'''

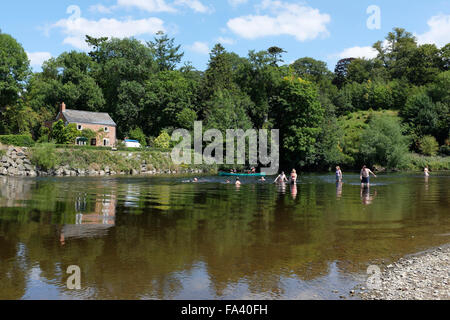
[103,138,110,146]
[104,126,109,132]
[77,124,83,130]
[76,137,87,146]
[91,138,97,146]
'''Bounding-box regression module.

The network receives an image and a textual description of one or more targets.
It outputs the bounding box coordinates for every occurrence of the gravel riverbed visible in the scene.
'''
[360,244,450,300]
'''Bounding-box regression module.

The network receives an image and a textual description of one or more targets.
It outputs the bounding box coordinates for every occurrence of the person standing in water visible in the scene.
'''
[335,166,343,182]
[290,169,298,184]
[424,166,430,177]
[360,165,376,186]
[274,171,288,184]
[235,177,241,186]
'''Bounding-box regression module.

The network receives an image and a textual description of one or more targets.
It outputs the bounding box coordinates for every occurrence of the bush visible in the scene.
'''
[418,135,439,156]
[360,115,410,168]
[0,134,35,147]
[154,131,171,149]
[30,143,59,170]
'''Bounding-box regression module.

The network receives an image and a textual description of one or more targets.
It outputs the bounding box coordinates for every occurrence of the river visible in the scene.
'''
[0,173,449,299]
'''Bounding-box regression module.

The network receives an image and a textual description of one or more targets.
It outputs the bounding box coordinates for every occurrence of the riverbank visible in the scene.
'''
[0,145,216,177]
[359,244,450,300]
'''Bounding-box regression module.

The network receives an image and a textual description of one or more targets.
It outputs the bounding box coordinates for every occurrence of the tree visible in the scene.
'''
[204,89,253,132]
[51,120,78,144]
[373,28,418,80]
[271,77,324,167]
[292,57,332,83]
[0,33,30,109]
[147,31,184,71]
[333,58,356,88]
[406,44,441,85]
[142,70,199,135]
[360,115,409,168]
[401,92,449,144]
[267,46,286,66]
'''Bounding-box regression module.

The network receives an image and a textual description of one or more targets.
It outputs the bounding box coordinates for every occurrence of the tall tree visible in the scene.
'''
[147,31,184,71]
[0,32,30,108]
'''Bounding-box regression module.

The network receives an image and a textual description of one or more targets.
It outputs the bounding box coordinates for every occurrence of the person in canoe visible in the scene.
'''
[290,169,298,184]
[274,171,288,184]
[360,165,376,186]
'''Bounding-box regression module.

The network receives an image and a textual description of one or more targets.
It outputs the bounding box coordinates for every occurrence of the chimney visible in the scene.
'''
[60,102,66,113]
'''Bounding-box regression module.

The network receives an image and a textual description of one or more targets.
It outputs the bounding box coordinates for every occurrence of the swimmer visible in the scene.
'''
[424,166,430,177]
[235,177,241,186]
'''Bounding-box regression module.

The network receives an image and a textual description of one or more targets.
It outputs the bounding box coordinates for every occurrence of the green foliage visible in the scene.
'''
[360,115,409,168]
[401,92,449,144]
[154,131,171,149]
[271,77,324,167]
[0,32,30,108]
[147,31,184,71]
[30,143,59,170]
[418,135,439,156]
[51,120,78,144]
[80,128,96,140]
[0,134,34,147]
[128,127,147,146]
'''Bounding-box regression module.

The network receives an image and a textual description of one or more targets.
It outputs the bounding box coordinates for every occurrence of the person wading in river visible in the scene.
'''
[290,169,298,184]
[274,171,288,184]
[360,165,377,186]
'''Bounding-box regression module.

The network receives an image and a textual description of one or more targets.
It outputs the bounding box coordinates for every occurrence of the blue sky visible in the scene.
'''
[1,0,450,71]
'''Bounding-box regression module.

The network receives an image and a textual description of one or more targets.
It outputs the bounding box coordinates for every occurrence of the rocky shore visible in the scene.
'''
[360,244,450,300]
[0,146,209,177]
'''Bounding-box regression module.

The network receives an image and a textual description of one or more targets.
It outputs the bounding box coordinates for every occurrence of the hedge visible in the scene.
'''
[0,135,35,147]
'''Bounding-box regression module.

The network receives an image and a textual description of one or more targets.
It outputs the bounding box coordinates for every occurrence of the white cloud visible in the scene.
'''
[89,4,113,14]
[50,6,165,50]
[217,37,235,45]
[227,0,330,41]
[416,14,450,47]
[334,46,378,60]
[228,0,248,6]
[187,41,209,54]
[116,0,176,13]
[27,51,52,68]
[175,0,213,13]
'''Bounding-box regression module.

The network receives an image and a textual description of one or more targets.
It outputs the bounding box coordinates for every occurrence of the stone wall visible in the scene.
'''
[1,146,37,177]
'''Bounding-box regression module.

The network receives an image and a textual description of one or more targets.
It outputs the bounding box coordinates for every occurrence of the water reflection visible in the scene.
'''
[336,182,343,200]
[59,192,116,245]
[0,174,449,299]
[360,186,377,205]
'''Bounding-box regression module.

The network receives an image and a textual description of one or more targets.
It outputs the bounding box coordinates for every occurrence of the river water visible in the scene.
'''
[0,173,449,299]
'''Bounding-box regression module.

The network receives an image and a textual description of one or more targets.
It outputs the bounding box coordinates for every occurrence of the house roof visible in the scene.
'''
[61,109,116,126]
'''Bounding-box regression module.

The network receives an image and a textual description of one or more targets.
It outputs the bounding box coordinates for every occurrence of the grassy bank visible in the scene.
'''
[29,143,217,173]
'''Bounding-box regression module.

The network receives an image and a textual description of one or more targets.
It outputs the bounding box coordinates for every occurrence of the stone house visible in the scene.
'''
[54,102,117,147]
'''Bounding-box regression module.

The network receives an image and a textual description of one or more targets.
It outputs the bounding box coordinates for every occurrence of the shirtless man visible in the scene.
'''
[360,165,377,186]
[274,171,288,184]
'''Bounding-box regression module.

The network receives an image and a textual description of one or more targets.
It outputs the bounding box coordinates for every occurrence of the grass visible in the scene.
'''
[30,143,216,173]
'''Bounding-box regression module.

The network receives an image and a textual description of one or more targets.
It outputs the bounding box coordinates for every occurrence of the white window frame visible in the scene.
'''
[103,138,110,146]
[77,124,83,130]
[104,126,109,132]
[76,137,87,146]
